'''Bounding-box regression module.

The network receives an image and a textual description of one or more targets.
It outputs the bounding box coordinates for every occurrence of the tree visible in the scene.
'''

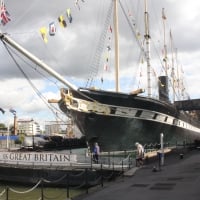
[0,123,6,129]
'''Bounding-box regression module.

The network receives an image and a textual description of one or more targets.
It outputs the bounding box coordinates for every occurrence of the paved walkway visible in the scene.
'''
[75,148,200,200]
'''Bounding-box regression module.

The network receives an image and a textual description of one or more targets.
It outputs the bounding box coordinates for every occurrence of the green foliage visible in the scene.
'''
[0,123,6,129]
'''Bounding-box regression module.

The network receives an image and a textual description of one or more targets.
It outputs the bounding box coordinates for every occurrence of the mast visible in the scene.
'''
[170,30,175,102]
[162,8,168,76]
[0,32,78,91]
[144,0,151,97]
[113,0,120,92]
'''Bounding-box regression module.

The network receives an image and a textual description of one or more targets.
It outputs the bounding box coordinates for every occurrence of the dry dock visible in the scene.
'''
[75,148,200,200]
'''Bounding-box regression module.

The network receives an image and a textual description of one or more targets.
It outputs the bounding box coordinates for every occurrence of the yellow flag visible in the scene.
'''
[58,15,67,28]
[40,27,48,43]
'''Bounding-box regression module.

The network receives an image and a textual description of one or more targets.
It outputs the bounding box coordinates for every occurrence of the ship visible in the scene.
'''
[1,0,200,151]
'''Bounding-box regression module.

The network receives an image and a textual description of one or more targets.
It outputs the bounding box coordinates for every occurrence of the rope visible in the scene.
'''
[102,171,115,180]
[42,174,67,184]
[86,0,113,87]
[2,42,64,121]
[69,170,85,178]
[0,189,5,197]
[69,181,86,190]
[9,180,42,194]
[43,191,66,200]
[88,175,101,186]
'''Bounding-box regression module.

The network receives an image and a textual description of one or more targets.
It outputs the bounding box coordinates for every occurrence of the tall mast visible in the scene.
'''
[113,0,120,92]
[170,30,175,102]
[162,8,168,76]
[144,0,151,97]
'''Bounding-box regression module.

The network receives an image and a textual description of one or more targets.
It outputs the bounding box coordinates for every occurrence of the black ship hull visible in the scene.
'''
[59,88,200,151]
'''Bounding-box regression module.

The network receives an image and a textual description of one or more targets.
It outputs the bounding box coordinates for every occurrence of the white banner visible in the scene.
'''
[0,152,77,165]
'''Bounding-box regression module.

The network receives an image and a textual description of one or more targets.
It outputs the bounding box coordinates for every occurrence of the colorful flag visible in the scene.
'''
[9,108,16,115]
[49,22,56,36]
[58,15,67,28]
[66,8,72,23]
[0,108,5,114]
[162,8,167,20]
[75,0,80,10]
[40,27,48,43]
[109,25,112,33]
[0,0,11,26]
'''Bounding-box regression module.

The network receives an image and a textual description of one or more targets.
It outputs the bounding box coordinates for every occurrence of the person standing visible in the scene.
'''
[93,142,100,163]
[135,142,144,167]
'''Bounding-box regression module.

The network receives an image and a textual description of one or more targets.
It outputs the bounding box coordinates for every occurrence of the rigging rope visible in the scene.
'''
[85,0,113,88]
[2,41,66,122]
[119,0,145,58]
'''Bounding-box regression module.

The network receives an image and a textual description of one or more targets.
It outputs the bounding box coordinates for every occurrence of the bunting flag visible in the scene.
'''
[103,64,108,71]
[75,0,80,10]
[37,1,86,44]
[162,8,167,20]
[109,25,112,33]
[39,27,48,43]
[58,15,67,28]
[0,0,11,26]
[107,45,111,51]
[66,8,72,23]
[49,22,56,36]
[9,108,16,115]
[0,108,5,114]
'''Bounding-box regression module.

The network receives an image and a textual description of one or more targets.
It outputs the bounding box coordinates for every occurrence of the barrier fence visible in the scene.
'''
[0,141,194,199]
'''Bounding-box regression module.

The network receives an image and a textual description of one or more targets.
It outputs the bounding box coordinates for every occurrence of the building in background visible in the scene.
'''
[45,119,82,138]
[18,119,41,136]
[45,122,60,136]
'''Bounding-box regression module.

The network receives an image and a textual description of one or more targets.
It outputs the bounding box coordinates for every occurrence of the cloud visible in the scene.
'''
[1,0,200,127]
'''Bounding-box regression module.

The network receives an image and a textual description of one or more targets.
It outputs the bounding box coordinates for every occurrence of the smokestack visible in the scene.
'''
[158,76,169,102]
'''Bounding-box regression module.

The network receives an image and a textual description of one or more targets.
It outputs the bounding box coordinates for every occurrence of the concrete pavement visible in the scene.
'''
[75,148,200,200]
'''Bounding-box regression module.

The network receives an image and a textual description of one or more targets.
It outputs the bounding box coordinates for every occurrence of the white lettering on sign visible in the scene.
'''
[0,152,77,165]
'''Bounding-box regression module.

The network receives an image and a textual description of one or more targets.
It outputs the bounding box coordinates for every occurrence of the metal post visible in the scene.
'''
[85,169,89,194]
[122,160,124,174]
[6,187,9,200]
[160,133,164,165]
[41,180,44,200]
[66,173,70,198]
[90,152,93,169]
[6,124,9,149]
[101,163,104,187]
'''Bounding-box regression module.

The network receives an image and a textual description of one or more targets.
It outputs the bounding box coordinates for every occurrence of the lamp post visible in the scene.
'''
[6,123,9,149]
[32,120,34,149]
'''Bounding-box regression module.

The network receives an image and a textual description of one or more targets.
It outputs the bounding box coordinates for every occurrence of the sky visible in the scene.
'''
[0,0,200,129]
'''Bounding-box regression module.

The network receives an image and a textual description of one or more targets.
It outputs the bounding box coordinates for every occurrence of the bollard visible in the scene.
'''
[160,133,164,165]
[179,153,184,159]
[157,152,161,171]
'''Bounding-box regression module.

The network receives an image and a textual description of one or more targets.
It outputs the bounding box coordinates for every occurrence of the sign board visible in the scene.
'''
[0,152,77,165]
